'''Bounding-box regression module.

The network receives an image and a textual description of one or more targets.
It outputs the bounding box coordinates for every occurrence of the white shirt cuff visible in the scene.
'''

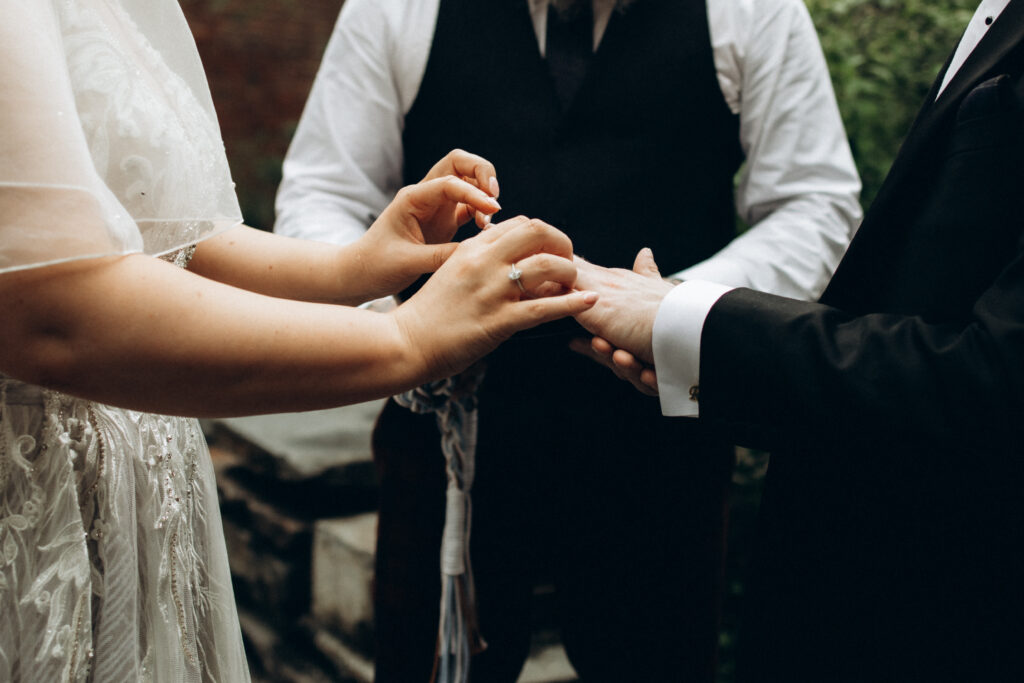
[653,281,735,417]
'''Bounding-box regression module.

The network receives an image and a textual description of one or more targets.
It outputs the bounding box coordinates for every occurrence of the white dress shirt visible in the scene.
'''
[276,0,861,294]
[654,0,1010,417]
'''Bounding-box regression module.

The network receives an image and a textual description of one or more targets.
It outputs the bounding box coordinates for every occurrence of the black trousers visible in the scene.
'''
[372,346,733,682]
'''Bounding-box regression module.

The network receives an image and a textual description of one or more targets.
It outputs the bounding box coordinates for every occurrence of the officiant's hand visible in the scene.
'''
[571,248,671,392]
[393,216,598,380]
[356,150,501,298]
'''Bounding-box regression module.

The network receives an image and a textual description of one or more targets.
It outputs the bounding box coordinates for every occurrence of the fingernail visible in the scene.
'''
[490,177,500,198]
[581,291,598,305]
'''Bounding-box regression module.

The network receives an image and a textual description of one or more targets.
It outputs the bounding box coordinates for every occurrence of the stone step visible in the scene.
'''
[312,513,377,653]
[204,401,383,517]
[238,607,343,683]
[311,513,579,682]
[213,448,313,620]
[207,400,385,482]
[519,638,578,683]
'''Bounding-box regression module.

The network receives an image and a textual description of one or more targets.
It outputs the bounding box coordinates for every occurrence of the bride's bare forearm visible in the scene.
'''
[0,254,424,416]
[189,225,376,306]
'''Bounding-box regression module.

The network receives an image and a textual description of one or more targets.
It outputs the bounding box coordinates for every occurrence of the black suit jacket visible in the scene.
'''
[696,5,1024,680]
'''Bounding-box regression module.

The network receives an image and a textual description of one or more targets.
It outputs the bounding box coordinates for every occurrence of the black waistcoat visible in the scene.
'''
[402,0,742,275]
[402,0,741,383]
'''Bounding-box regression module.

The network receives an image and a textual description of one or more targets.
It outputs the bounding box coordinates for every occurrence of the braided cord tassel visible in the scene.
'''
[393,365,487,683]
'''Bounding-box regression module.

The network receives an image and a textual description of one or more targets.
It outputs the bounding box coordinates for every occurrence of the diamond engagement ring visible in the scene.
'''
[508,263,526,292]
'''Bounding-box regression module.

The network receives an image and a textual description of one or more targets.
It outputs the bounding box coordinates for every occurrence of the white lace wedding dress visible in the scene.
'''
[0,1,250,680]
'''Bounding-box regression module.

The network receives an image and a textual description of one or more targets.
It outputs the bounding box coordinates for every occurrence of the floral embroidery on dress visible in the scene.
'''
[58,0,234,256]
[0,379,246,681]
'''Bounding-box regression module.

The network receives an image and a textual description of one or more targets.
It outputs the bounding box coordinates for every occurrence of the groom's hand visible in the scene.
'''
[569,336,659,396]
[572,248,673,364]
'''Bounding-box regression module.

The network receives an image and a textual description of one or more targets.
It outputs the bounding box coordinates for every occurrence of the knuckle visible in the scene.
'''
[525,219,549,236]
[523,298,547,317]
[498,216,527,231]
[532,252,558,272]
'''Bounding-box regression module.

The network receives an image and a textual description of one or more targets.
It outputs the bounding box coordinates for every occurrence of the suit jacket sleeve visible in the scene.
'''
[696,247,1024,454]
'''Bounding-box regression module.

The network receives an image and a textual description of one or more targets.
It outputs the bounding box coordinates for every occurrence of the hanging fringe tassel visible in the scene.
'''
[394,364,487,683]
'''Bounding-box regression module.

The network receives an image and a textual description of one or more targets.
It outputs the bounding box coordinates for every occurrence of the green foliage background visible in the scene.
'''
[803,0,979,206]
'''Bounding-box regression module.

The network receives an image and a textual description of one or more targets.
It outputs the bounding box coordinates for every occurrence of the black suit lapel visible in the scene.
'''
[932,0,1024,113]
[871,1,1024,216]
[823,1,1024,307]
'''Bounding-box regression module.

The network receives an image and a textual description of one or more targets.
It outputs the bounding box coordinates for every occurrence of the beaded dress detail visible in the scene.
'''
[0,379,247,682]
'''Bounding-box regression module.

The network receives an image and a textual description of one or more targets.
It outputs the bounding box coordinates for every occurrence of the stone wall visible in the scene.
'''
[206,404,383,682]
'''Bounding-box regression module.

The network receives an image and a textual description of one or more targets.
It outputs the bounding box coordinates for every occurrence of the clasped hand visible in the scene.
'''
[353,149,599,381]
[571,248,674,396]
[352,149,674,389]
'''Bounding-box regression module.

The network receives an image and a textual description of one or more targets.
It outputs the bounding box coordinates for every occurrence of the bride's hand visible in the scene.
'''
[355,150,502,297]
[392,216,598,380]
[419,149,501,230]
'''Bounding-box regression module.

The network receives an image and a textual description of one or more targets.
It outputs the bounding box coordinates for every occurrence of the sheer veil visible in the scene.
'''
[0,0,242,274]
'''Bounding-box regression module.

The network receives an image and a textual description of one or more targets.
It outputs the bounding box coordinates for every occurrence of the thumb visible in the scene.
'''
[633,247,662,279]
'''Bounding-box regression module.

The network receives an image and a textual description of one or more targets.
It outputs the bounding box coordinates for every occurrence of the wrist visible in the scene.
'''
[333,236,385,305]
[387,303,440,388]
